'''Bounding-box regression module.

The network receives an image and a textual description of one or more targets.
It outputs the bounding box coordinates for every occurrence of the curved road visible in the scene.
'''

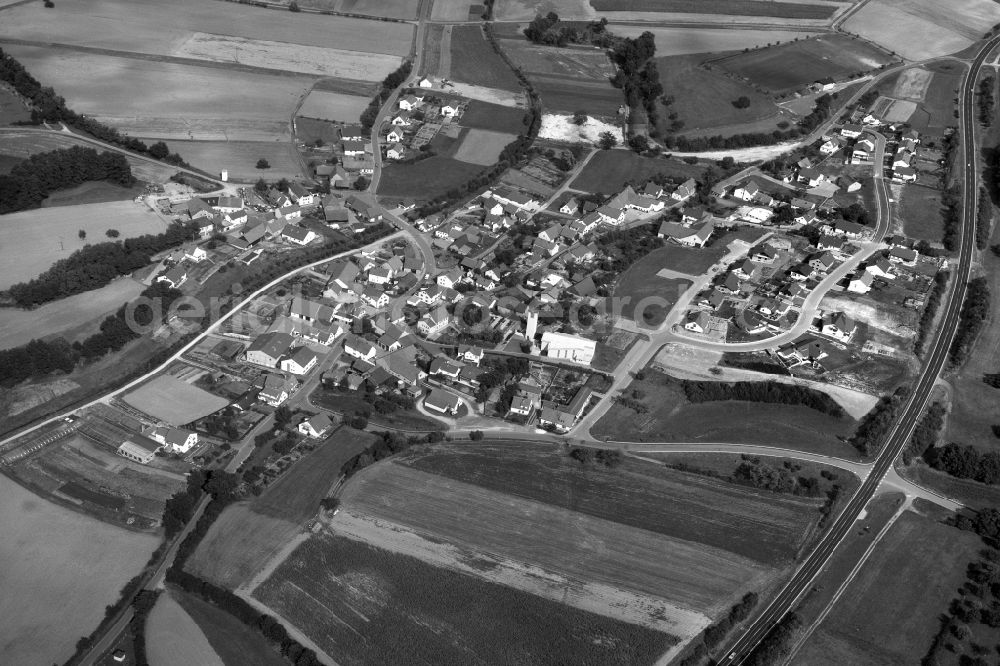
[718,35,1000,665]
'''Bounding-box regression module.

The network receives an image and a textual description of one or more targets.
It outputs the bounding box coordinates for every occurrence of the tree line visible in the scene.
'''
[925,443,1000,484]
[849,386,908,456]
[7,220,197,307]
[949,277,990,367]
[979,75,996,127]
[681,379,846,418]
[0,145,133,213]
[609,31,662,126]
[978,186,993,250]
[678,593,759,665]
[359,59,413,131]
[902,402,947,464]
[0,48,189,166]
[523,13,611,47]
[913,271,949,356]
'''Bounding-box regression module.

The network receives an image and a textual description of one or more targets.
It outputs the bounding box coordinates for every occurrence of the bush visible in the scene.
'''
[256,158,270,169]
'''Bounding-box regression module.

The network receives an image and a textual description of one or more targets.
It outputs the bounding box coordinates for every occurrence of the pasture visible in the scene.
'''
[173,591,287,666]
[151,140,304,181]
[187,427,374,589]
[610,25,820,56]
[590,369,860,459]
[843,0,1000,61]
[296,90,370,123]
[0,200,168,290]
[591,0,836,18]
[0,473,159,666]
[145,593,224,666]
[795,512,981,664]
[712,35,895,94]
[123,375,229,426]
[448,26,522,92]
[570,149,704,194]
[452,129,516,165]
[254,531,676,666]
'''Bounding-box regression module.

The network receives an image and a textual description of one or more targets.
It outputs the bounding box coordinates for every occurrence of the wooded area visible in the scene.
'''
[0,145,133,213]
[681,379,846,418]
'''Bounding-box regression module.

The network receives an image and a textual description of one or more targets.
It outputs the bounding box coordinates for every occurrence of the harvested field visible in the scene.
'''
[795,512,980,665]
[147,140,304,181]
[712,35,894,94]
[0,473,159,666]
[146,592,224,666]
[377,156,482,199]
[843,0,1000,61]
[0,200,168,290]
[338,461,775,615]
[592,0,836,18]
[187,427,374,589]
[609,25,820,56]
[591,369,860,459]
[571,149,704,194]
[399,442,826,564]
[449,25,522,92]
[0,279,143,350]
[175,32,403,80]
[451,129,516,165]
[255,530,678,666]
[0,0,414,57]
[892,67,934,101]
[123,375,229,426]
[173,590,287,666]
[501,40,616,80]
[296,89,370,123]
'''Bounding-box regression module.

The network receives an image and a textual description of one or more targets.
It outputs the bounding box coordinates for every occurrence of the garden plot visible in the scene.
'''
[297,90,371,123]
[123,375,229,425]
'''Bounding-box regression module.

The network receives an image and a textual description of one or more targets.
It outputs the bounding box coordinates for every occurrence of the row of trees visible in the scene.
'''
[913,271,949,356]
[0,145,133,213]
[849,386,909,456]
[978,186,993,250]
[926,443,1000,484]
[949,277,991,367]
[610,31,662,120]
[941,184,963,251]
[980,75,996,127]
[359,59,413,131]
[902,402,947,464]
[7,220,197,306]
[680,379,846,418]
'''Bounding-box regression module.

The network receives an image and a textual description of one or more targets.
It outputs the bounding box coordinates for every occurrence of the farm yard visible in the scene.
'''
[0,200,169,290]
[149,140,304,181]
[570,149,704,194]
[296,90,371,124]
[0,473,159,666]
[843,0,1000,61]
[448,25,523,92]
[123,375,230,426]
[711,35,896,95]
[609,26,820,55]
[795,512,982,664]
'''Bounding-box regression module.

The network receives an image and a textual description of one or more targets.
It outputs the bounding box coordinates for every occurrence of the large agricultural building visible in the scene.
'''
[540,332,596,366]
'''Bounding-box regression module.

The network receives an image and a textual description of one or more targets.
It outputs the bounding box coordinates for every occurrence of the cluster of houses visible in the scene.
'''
[828,122,920,183]
[382,89,466,162]
[116,426,200,465]
[846,236,920,294]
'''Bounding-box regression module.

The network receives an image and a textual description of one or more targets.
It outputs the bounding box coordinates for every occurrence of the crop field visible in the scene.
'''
[400,442,826,564]
[0,87,30,125]
[146,593,224,666]
[843,0,1000,61]
[123,375,229,426]
[461,99,531,134]
[501,41,615,80]
[712,35,895,94]
[449,26,522,92]
[571,149,704,194]
[0,473,159,666]
[591,0,836,18]
[187,427,374,589]
[610,26,820,55]
[0,200,168,290]
[296,90,370,123]
[431,0,480,20]
[591,370,860,459]
[656,54,784,133]
[897,184,944,242]
[451,129,516,165]
[0,131,180,182]
[294,0,419,19]
[150,140,304,181]
[795,512,981,664]
[173,590,287,666]
[532,73,625,116]
[377,156,483,199]
[254,531,677,666]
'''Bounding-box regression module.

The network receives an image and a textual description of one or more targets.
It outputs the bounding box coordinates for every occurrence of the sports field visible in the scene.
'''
[713,35,895,94]
[146,593,224,666]
[147,140,304,181]
[452,129,516,165]
[843,0,1000,60]
[570,149,704,194]
[296,89,371,123]
[0,200,168,290]
[609,25,820,56]
[0,473,159,666]
[448,25,522,92]
[123,375,229,425]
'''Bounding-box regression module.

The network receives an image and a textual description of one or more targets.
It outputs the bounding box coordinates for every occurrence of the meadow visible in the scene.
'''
[461,99,530,133]
[452,129,516,165]
[609,25,820,57]
[377,156,482,199]
[254,531,676,666]
[0,200,168,290]
[570,149,704,194]
[904,61,965,137]
[898,183,945,242]
[449,26,522,92]
[712,35,895,94]
[123,375,230,426]
[293,0,419,19]
[0,473,159,666]
[843,0,1000,61]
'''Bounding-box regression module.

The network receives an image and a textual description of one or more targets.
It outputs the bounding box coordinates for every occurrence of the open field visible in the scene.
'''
[294,117,343,145]
[0,472,159,666]
[431,0,479,20]
[712,35,894,94]
[904,61,964,136]
[591,369,860,458]
[254,530,677,666]
[592,0,837,18]
[399,442,827,564]
[338,461,776,615]
[377,156,482,199]
[146,592,224,666]
[897,183,944,242]
[293,0,419,19]
[0,200,168,290]
[296,89,370,123]
[494,0,596,20]
[892,67,934,101]
[41,180,148,208]
[501,41,616,80]
[173,589,287,666]
[615,270,691,326]
[146,140,304,181]
[610,26,820,55]
[123,375,229,426]
[187,427,374,589]
[0,86,30,125]
[656,54,784,133]
[460,99,530,133]
[843,0,1000,61]
[532,73,625,116]
[449,25,522,92]
[795,511,980,664]
[570,149,704,194]
[452,129,516,165]
[0,0,414,57]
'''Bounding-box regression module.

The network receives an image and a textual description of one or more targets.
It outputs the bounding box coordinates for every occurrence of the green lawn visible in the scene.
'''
[570,150,705,195]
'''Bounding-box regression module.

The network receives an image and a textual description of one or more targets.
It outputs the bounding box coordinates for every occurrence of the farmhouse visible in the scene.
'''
[425,389,461,415]
[344,334,378,363]
[418,306,451,337]
[798,168,825,187]
[245,332,296,368]
[287,183,317,206]
[538,408,576,432]
[290,297,335,325]
[840,124,864,139]
[866,257,895,279]
[280,346,318,376]
[157,265,188,289]
[888,246,918,266]
[684,311,712,334]
[657,220,714,247]
[893,166,918,183]
[150,427,198,454]
[257,374,295,407]
[116,439,159,465]
[672,178,697,201]
[298,413,333,439]
[540,331,596,366]
[342,140,366,156]
[733,181,760,202]
[281,225,317,246]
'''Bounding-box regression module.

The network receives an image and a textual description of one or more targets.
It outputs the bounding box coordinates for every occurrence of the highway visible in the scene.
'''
[719,34,1000,665]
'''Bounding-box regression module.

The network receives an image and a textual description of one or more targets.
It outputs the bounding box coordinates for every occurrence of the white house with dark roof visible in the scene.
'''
[298,413,334,439]
[150,427,198,454]
[425,389,461,415]
[281,225,317,246]
[280,346,318,375]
